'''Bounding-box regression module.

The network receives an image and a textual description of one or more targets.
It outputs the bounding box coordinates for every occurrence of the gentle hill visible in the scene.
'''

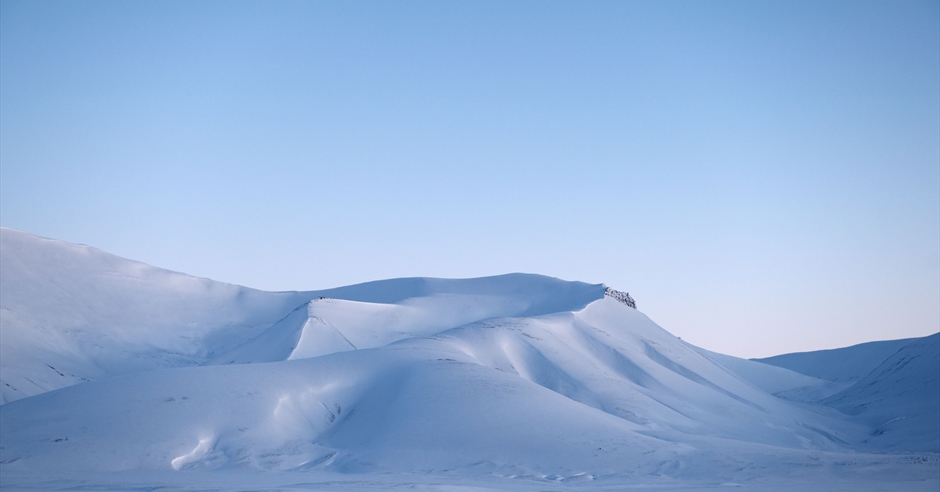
[752,333,940,452]
[822,333,940,452]
[754,337,919,383]
[693,347,850,403]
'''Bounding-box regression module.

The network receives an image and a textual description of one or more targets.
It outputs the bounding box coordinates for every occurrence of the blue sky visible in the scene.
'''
[2,0,938,358]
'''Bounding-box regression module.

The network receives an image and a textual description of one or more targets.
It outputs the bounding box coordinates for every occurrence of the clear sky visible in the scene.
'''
[2,0,938,358]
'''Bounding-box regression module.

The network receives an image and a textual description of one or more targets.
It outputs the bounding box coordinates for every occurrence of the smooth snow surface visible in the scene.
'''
[754,334,940,452]
[1,228,937,491]
[756,338,922,383]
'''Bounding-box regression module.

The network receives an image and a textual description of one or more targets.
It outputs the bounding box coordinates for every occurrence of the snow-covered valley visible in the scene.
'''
[0,228,937,491]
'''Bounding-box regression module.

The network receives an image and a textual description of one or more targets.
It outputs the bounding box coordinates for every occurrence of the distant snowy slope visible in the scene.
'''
[755,337,918,383]
[693,347,850,402]
[314,274,605,315]
[210,278,606,365]
[822,333,940,452]
[751,333,940,452]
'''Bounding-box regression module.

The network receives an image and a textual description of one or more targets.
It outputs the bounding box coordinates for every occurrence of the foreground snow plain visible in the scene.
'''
[0,228,937,491]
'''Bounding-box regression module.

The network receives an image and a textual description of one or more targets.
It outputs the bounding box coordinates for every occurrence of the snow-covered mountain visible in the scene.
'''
[758,334,940,452]
[0,228,599,404]
[756,337,924,383]
[1,228,937,491]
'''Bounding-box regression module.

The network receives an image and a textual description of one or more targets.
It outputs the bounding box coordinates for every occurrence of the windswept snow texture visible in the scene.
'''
[1,228,938,491]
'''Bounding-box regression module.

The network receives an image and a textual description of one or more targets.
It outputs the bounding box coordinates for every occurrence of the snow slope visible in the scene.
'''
[821,334,940,452]
[1,228,937,490]
[756,337,922,383]
[0,228,309,404]
[753,334,940,452]
[0,227,603,403]
[693,347,851,402]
